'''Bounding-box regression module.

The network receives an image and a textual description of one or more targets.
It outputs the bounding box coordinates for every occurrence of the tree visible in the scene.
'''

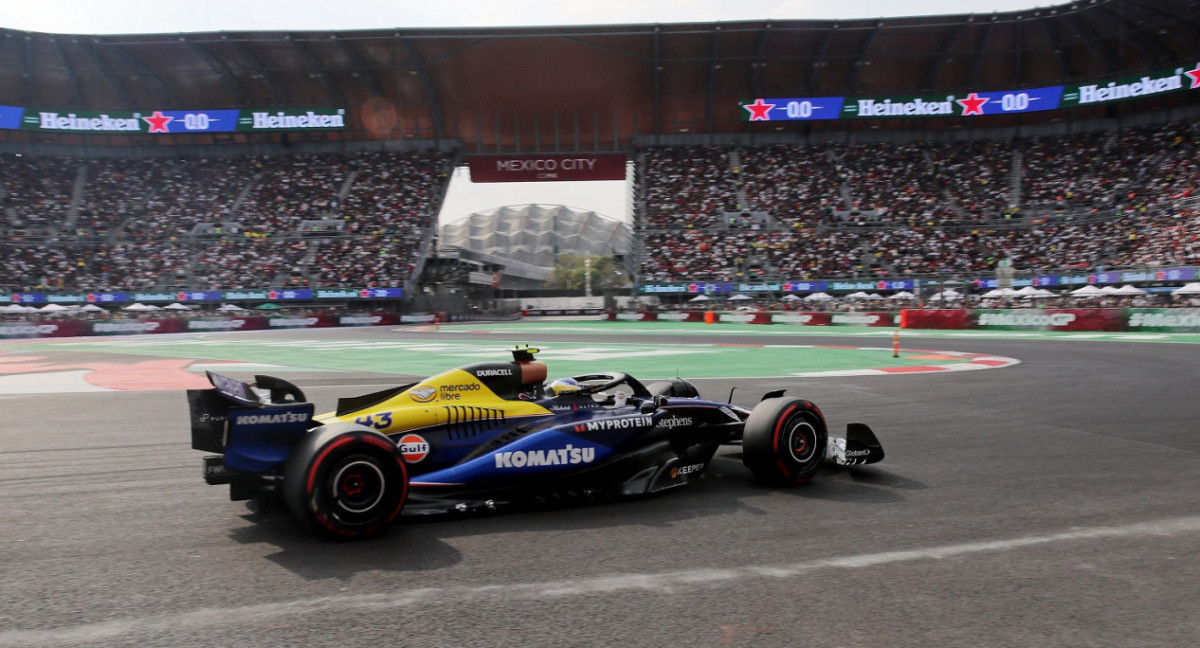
[547,255,627,291]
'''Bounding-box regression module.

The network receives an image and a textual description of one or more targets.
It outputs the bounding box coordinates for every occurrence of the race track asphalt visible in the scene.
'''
[2,321,1200,648]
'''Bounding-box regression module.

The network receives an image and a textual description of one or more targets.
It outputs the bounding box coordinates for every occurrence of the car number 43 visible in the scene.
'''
[354,411,393,430]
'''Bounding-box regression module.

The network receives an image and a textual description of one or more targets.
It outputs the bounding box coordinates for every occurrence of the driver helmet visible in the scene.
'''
[546,377,581,397]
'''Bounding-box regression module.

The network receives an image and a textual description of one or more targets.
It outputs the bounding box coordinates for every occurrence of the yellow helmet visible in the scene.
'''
[546,377,581,396]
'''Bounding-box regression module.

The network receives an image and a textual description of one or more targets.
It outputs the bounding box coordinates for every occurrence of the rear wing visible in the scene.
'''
[187,371,315,472]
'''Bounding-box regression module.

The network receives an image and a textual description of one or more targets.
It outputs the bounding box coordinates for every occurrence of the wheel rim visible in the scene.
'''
[329,456,386,515]
[785,418,817,465]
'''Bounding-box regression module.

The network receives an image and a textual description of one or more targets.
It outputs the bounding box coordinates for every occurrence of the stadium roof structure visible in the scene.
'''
[439,205,632,269]
[1,0,1199,150]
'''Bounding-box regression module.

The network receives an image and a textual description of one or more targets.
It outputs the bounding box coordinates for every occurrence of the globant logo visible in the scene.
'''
[831,314,881,325]
[94,322,161,333]
[340,316,382,325]
[0,324,60,336]
[773,314,813,324]
[268,317,319,327]
[188,320,247,331]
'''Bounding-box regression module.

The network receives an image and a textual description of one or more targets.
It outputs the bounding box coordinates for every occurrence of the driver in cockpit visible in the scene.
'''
[545,377,582,397]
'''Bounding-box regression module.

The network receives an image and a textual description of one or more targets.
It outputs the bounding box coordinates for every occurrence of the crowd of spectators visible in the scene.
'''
[638,203,1200,284]
[1,153,79,237]
[0,240,194,292]
[3,118,1200,295]
[0,149,450,293]
[640,146,737,229]
[738,143,840,226]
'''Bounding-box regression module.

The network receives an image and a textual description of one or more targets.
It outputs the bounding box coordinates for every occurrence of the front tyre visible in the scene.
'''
[742,398,828,487]
[284,424,408,540]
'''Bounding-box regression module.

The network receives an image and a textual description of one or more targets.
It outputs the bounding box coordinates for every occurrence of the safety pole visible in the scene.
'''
[892,329,900,358]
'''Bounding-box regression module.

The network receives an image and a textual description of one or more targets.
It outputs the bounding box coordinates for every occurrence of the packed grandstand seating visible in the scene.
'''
[1,149,450,292]
[636,118,1200,283]
[2,119,1199,293]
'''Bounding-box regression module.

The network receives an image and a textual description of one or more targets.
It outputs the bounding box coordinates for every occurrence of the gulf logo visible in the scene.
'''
[398,434,430,463]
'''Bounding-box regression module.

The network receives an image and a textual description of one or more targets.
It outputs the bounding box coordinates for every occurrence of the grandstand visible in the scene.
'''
[1,1,1199,309]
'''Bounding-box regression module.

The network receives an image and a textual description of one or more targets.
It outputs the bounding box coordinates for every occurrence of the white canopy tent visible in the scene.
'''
[982,288,1019,298]
[1171,282,1200,295]
[1115,284,1147,295]
[929,289,962,301]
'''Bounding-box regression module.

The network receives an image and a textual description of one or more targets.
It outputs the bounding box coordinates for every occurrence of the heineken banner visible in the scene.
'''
[0,105,23,129]
[741,60,1200,121]
[4,287,400,305]
[6,108,347,134]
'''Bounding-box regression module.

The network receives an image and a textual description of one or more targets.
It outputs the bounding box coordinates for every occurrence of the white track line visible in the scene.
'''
[5,515,1200,646]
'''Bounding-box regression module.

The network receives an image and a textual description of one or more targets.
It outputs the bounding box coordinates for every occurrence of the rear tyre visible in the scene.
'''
[742,398,828,487]
[284,424,408,540]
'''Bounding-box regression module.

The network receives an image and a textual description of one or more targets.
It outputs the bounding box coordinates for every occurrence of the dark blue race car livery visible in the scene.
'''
[188,346,884,539]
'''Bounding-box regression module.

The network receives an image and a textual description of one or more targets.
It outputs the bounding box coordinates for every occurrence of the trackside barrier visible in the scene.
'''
[655,311,706,322]
[899,309,972,329]
[717,311,772,324]
[1117,308,1200,332]
[613,311,657,322]
[601,309,1200,333]
[829,312,898,327]
[969,308,1127,331]
[771,312,832,326]
[0,313,403,339]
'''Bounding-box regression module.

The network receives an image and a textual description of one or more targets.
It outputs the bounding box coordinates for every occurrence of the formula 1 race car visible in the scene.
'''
[187,346,884,539]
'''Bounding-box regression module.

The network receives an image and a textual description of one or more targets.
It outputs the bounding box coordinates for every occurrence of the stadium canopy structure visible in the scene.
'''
[1,0,1199,152]
[439,205,632,278]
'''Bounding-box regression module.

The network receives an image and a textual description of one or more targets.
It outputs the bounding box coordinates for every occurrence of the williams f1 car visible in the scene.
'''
[188,346,884,539]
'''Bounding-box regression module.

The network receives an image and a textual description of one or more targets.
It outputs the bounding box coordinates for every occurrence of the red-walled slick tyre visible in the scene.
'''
[284,423,408,540]
[742,398,828,487]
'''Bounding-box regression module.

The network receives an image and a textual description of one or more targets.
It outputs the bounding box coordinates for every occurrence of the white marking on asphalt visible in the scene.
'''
[5,515,1200,646]
[0,370,109,394]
